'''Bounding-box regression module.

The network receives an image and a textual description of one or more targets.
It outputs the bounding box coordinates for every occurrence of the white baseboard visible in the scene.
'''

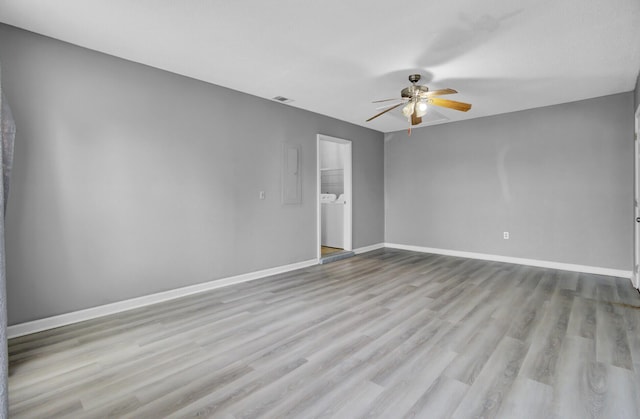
[10,242,631,338]
[8,258,318,339]
[384,243,633,279]
[353,243,385,254]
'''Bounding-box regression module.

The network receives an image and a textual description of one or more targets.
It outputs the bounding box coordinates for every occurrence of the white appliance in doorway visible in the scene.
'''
[321,193,346,248]
[317,135,352,260]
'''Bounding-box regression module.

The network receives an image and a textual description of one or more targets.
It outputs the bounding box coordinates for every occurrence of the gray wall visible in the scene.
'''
[0,24,385,325]
[385,93,634,270]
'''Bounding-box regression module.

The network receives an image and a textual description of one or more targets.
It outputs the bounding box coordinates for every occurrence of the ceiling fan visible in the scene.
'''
[367,74,472,134]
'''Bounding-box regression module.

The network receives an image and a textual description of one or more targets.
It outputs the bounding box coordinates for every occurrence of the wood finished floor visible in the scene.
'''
[321,246,344,256]
[8,249,640,418]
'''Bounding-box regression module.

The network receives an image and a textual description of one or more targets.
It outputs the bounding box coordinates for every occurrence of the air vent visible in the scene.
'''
[272,96,293,104]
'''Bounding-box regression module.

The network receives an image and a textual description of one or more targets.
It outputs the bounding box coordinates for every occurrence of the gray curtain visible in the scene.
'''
[0,66,16,418]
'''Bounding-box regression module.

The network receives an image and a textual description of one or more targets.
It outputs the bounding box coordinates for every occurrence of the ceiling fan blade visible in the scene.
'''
[366,102,404,122]
[375,103,403,110]
[424,88,458,97]
[411,113,422,126]
[422,107,449,123]
[428,97,472,112]
[372,98,406,103]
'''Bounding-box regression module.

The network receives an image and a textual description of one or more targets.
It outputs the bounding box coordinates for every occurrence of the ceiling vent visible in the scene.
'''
[272,96,293,104]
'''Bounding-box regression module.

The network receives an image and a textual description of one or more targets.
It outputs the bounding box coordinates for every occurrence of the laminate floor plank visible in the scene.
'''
[159,358,309,418]
[357,345,457,419]
[519,288,573,386]
[595,300,634,370]
[622,308,640,366]
[401,375,468,419]
[112,360,254,418]
[443,319,509,386]
[567,296,597,340]
[7,249,640,418]
[435,287,506,353]
[557,270,580,291]
[599,364,640,419]
[515,267,544,291]
[434,285,489,324]
[496,377,553,419]
[246,306,390,369]
[552,334,603,418]
[250,359,377,419]
[9,342,195,398]
[577,273,599,299]
[504,282,548,344]
[9,362,102,406]
[321,380,384,419]
[10,397,83,419]
[79,345,221,411]
[227,336,375,419]
[368,321,454,388]
[451,336,528,419]
[11,341,195,410]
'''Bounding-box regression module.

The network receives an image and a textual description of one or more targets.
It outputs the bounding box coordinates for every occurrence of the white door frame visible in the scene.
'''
[317,134,353,260]
[634,105,640,289]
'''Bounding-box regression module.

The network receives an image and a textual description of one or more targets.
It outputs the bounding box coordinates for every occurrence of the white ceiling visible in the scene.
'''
[1,0,639,133]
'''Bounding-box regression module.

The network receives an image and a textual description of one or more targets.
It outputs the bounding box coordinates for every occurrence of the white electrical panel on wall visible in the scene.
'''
[282,143,301,204]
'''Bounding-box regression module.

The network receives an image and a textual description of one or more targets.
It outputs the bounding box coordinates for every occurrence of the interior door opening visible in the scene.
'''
[317,134,352,262]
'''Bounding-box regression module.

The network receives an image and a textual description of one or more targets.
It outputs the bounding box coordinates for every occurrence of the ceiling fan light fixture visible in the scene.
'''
[415,100,428,117]
[402,102,414,118]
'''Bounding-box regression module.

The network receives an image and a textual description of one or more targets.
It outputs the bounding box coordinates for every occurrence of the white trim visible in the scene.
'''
[634,105,640,289]
[343,142,353,251]
[353,243,385,254]
[316,137,322,260]
[8,258,318,339]
[385,243,633,279]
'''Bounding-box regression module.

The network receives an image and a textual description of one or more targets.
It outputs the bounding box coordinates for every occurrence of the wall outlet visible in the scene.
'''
[503,231,509,240]
[259,191,265,200]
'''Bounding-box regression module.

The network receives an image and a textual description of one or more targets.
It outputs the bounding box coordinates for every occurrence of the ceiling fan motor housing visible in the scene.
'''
[401,85,429,99]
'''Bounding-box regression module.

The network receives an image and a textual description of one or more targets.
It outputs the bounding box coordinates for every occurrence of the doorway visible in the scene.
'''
[317,134,352,261]
[634,106,640,289]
